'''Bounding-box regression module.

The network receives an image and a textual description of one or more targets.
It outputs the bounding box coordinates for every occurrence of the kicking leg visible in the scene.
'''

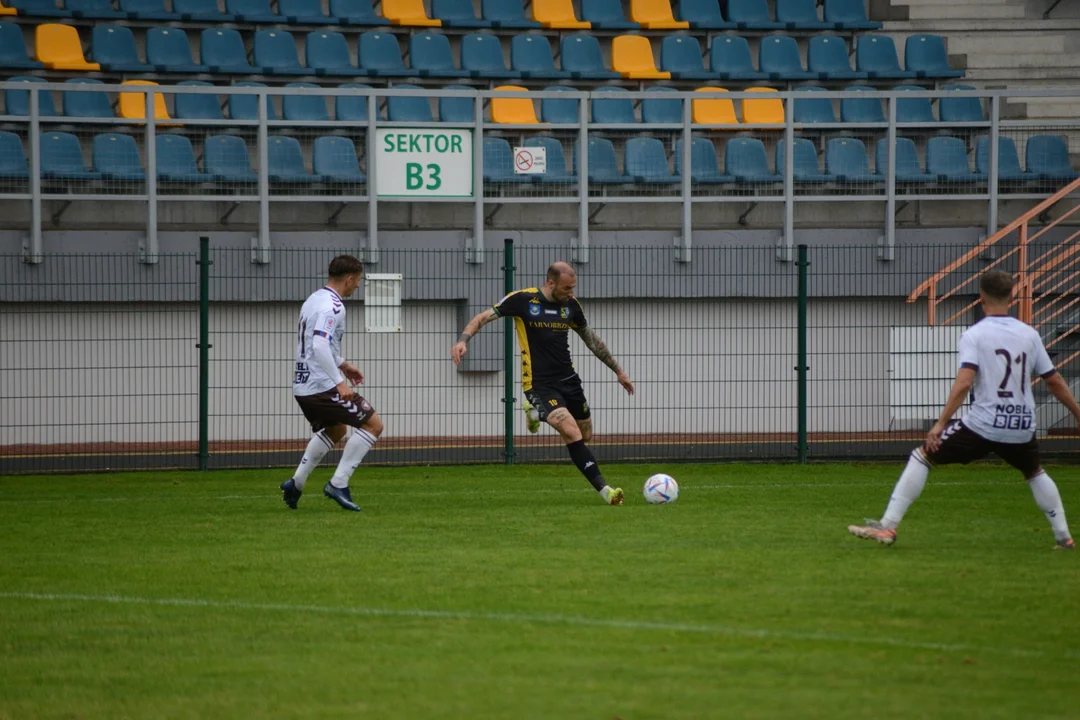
[324,413,383,512]
[547,408,621,505]
[848,448,932,545]
[281,425,347,509]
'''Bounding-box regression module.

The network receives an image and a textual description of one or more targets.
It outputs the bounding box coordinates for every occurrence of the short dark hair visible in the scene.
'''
[328,255,363,279]
[979,270,1015,302]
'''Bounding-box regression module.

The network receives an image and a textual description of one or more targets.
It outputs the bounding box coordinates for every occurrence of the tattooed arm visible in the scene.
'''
[575,326,635,395]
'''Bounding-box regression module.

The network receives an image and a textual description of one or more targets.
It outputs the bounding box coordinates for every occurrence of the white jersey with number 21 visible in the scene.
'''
[293,287,346,397]
[957,316,1055,443]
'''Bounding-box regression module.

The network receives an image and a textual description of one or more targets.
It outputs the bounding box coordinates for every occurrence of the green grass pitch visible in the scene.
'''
[1,462,1078,719]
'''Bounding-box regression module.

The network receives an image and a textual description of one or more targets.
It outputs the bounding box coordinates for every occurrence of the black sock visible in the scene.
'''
[566,439,605,491]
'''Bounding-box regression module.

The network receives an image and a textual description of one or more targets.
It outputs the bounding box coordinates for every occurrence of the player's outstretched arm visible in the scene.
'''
[574,326,634,395]
[925,367,976,452]
[451,308,499,365]
[1045,372,1080,430]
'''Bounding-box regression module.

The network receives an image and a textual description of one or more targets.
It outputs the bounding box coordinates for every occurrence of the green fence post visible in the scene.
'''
[198,236,210,471]
[503,238,515,466]
[796,243,809,463]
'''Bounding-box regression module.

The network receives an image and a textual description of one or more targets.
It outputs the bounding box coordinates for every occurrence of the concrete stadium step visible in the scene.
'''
[945,33,1070,56]
[963,52,1080,69]
[898,0,1022,6]
[885,19,1080,32]
[902,4,1026,19]
[1005,97,1080,119]
[965,66,1080,82]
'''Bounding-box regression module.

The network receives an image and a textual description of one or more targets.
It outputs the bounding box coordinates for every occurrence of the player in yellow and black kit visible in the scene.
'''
[451,261,635,505]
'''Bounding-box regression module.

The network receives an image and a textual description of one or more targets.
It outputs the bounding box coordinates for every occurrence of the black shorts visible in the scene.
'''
[526,375,591,422]
[925,420,1041,477]
[295,389,375,434]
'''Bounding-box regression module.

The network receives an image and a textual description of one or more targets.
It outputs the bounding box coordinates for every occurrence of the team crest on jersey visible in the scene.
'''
[559,307,569,319]
[529,304,541,316]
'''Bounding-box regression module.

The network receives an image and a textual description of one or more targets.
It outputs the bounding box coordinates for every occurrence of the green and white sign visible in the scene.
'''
[375,129,473,198]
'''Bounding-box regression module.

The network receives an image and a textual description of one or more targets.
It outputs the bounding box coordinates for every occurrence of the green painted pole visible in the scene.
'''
[198,236,210,471]
[503,238,516,465]
[796,244,809,464]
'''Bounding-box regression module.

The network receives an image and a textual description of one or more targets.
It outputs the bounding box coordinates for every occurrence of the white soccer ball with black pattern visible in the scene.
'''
[643,474,679,504]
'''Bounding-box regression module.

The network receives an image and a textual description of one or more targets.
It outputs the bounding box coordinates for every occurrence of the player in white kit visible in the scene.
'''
[280,255,384,512]
[849,270,1080,549]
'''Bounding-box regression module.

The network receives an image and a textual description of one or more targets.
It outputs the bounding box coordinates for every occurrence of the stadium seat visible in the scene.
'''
[359,31,420,76]
[329,0,382,25]
[92,132,145,182]
[4,76,58,116]
[36,24,100,71]
[926,135,985,182]
[118,80,172,122]
[484,136,532,182]
[0,23,43,69]
[875,137,934,183]
[282,82,331,121]
[743,87,784,124]
[68,0,125,18]
[255,30,310,75]
[227,0,278,22]
[174,80,223,120]
[895,85,935,123]
[825,137,882,182]
[625,137,678,183]
[461,33,519,78]
[792,86,835,123]
[280,0,336,23]
[612,35,670,79]
[823,0,881,29]
[839,85,884,123]
[432,0,489,25]
[775,0,831,29]
[41,131,101,181]
[409,32,469,77]
[660,35,714,80]
[726,0,784,29]
[174,0,235,21]
[439,85,475,121]
[592,87,636,124]
[856,35,916,79]
[490,85,538,123]
[202,29,261,74]
[156,134,211,183]
[147,28,208,73]
[691,87,736,124]
[90,25,153,73]
[230,81,279,120]
[806,36,867,81]
[204,135,258,183]
[938,85,985,122]
[905,34,964,79]
[268,135,320,183]
[335,83,371,121]
[119,0,180,20]
[482,0,540,26]
[974,136,1034,183]
[512,35,570,78]
[524,135,575,182]
[642,86,681,124]
[314,135,366,183]
[776,138,836,182]
[561,34,620,79]
[0,131,29,179]
[382,0,440,25]
[63,78,113,118]
[533,0,589,27]
[9,0,70,16]
[1026,135,1080,182]
[674,137,733,183]
[710,36,767,80]
[540,85,578,123]
[582,0,638,28]
[386,84,434,121]
[576,136,632,183]
[759,36,816,80]
[675,0,731,28]
[725,137,781,182]
[629,0,687,28]
[307,31,368,76]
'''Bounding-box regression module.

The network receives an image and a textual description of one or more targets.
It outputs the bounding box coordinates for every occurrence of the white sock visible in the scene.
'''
[1028,471,1072,542]
[293,431,333,491]
[330,428,377,489]
[880,449,932,530]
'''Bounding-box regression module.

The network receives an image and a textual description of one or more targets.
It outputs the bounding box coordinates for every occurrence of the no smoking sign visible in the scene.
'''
[513,146,547,175]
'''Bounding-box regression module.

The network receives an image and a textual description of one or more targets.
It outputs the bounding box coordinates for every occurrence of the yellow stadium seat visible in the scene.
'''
[743,86,784,124]
[0,1,17,15]
[532,0,590,28]
[491,85,538,124]
[119,80,173,123]
[629,0,688,28]
[692,87,737,124]
[611,35,670,80]
[35,24,100,71]
[381,0,441,26]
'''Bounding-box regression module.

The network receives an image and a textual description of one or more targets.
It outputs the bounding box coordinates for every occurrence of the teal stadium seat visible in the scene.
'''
[174,80,223,120]
[9,0,71,17]
[642,86,681,124]
[282,82,331,121]
[674,137,734,183]
[904,34,964,79]
[314,136,366,183]
[938,85,984,122]
[175,0,236,21]
[482,0,540,28]
[330,0,382,24]
[625,137,679,184]
[839,85,884,123]
[575,137,633,183]
[156,134,212,183]
[147,28,209,73]
[894,85,935,123]
[40,131,101,181]
[120,0,181,21]
[726,0,784,30]
[0,23,44,69]
[825,137,883,183]
[461,33,519,78]
[484,136,532,182]
[725,137,782,183]
[512,35,570,79]
[975,136,1035,183]
[660,35,715,80]
[591,87,636,124]
[823,0,881,29]
[775,0,831,29]
[63,78,113,118]
[675,0,730,29]
[279,0,337,24]
[68,0,125,19]
[0,131,30,179]
[359,31,420,76]
[229,81,279,120]
[93,132,145,182]
[307,31,368,76]
[777,138,836,182]
[540,86,578,123]
[1026,135,1080,182]
[926,135,986,182]
[268,135,320,183]
[561,34,620,79]
[524,136,575,182]
[254,30,309,75]
[433,0,490,26]
[856,35,916,79]
[202,29,261,74]
[583,0,639,28]
[806,36,867,80]
[5,77,58,116]
[203,135,258,183]
[90,25,153,73]
[410,32,469,77]
[759,35,817,80]
[710,36,767,80]
[792,86,835,123]
[227,0,278,23]
[876,137,934,183]
[335,83,372,121]
[439,85,475,121]
[387,84,434,121]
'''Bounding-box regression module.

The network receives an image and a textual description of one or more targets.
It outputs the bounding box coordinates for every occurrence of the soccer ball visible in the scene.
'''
[643,474,679,504]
